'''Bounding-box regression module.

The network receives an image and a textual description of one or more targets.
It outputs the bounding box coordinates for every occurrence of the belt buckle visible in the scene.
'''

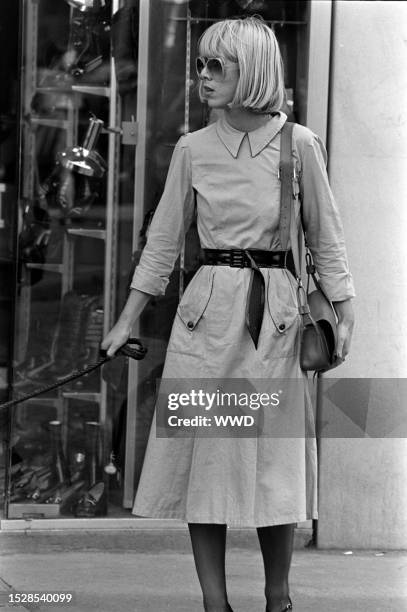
[230,249,246,268]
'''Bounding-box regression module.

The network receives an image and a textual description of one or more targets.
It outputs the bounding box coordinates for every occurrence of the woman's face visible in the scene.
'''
[198,57,239,109]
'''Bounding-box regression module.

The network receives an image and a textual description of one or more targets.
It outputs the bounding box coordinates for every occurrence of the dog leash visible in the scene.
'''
[0,338,147,410]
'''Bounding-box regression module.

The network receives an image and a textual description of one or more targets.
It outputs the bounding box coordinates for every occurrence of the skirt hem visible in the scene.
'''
[132,507,318,528]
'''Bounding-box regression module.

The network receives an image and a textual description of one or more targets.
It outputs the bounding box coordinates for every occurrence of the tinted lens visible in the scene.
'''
[195,57,224,79]
[196,57,205,74]
[206,58,224,78]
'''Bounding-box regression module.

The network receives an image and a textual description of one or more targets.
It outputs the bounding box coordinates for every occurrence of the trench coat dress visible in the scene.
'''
[130,111,355,527]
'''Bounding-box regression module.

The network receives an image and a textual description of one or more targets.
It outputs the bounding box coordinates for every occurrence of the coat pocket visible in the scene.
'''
[176,266,214,331]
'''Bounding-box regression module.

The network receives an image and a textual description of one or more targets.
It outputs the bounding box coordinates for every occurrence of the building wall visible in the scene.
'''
[317,0,407,548]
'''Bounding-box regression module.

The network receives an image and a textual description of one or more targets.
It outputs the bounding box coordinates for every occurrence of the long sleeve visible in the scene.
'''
[130,136,195,296]
[299,133,356,302]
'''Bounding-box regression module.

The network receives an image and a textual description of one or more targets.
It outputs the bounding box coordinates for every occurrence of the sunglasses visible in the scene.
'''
[195,56,238,80]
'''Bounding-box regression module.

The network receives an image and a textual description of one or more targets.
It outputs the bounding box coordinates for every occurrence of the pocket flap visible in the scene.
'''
[177,266,214,331]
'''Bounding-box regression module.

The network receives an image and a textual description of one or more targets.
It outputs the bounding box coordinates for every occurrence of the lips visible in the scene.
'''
[203,85,215,94]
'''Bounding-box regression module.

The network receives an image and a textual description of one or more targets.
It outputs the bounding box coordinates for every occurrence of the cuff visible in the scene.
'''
[130,266,169,296]
[319,272,356,302]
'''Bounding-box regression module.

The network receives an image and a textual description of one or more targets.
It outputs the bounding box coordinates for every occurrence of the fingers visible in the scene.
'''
[100,338,109,351]
[335,322,353,360]
[105,343,119,358]
[103,338,125,358]
[100,336,114,354]
[335,335,345,361]
[101,328,130,358]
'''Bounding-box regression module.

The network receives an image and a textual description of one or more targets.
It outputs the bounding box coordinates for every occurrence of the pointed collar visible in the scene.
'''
[215,111,287,158]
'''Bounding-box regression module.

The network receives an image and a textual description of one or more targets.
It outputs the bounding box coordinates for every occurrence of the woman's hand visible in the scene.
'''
[332,298,355,361]
[101,288,152,357]
[101,321,132,358]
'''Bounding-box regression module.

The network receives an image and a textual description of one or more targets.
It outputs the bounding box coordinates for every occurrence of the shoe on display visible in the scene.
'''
[45,480,86,512]
[10,465,51,502]
[73,481,107,517]
[28,468,57,501]
[35,481,66,504]
[10,470,36,502]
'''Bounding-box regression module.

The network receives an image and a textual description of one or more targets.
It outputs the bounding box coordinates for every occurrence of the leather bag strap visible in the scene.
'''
[279,122,314,324]
[279,121,294,251]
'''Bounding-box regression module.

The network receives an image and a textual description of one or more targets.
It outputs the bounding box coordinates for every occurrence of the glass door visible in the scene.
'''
[5,0,125,521]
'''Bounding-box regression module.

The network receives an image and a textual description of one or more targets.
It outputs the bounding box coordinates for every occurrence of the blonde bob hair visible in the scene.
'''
[198,17,285,114]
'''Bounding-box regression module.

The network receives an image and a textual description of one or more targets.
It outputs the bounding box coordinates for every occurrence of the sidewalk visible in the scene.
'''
[0,531,406,612]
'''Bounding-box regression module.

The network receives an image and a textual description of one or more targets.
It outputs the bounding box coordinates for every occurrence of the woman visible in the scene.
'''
[102,17,355,612]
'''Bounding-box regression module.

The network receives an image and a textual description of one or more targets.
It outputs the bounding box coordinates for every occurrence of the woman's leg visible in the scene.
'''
[188,523,233,612]
[256,523,295,612]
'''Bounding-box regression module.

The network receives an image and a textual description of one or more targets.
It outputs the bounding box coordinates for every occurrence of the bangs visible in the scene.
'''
[198,22,238,62]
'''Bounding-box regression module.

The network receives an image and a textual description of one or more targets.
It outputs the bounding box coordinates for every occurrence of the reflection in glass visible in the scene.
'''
[65,0,107,13]
[58,117,106,178]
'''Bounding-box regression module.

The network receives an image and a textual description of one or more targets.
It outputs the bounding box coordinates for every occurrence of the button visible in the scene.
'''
[187,321,194,330]
[278,323,286,331]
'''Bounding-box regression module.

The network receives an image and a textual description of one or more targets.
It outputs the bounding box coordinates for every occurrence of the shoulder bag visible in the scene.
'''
[279,121,340,373]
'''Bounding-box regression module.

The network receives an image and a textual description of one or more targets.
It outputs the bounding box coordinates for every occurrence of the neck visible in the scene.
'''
[224,107,271,132]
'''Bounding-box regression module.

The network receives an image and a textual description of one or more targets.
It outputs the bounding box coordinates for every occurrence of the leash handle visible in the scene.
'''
[112,337,147,361]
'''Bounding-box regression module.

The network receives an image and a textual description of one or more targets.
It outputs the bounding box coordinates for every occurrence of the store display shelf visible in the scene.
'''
[25,263,64,273]
[29,117,70,130]
[17,396,60,404]
[67,228,106,240]
[62,391,101,402]
[7,502,60,519]
[72,85,110,97]
[36,86,76,95]
[22,396,59,402]
[35,85,111,98]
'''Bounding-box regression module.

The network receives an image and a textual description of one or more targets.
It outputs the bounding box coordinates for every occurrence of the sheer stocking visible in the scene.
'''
[188,523,233,612]
[257,523,295,612]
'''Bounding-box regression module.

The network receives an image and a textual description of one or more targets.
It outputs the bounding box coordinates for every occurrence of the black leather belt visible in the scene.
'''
[202,249,296,349]
[202,248,295,274]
